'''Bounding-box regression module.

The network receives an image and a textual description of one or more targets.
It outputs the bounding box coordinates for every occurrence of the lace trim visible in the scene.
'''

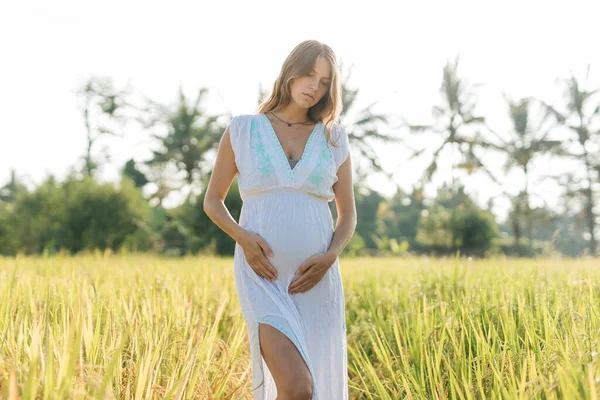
[260,113,320,179]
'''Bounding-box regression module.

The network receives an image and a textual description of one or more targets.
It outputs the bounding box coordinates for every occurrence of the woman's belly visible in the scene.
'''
[238,188,334,283]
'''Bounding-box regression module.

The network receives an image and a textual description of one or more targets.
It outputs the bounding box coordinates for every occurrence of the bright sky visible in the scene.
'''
[1,0,599,220]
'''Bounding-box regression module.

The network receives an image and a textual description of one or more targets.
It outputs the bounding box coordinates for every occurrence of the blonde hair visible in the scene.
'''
[257,40,343,146]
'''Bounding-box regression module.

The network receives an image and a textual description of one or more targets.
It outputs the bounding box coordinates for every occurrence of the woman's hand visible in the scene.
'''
[288,251,337,294]
[238,231,278,282]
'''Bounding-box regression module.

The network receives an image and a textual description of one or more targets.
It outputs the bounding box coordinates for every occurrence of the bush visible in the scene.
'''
[2,176,151,255]
[186,177,243,255]
[416,204,498,256]
[0,204,16,255]
[343,232,368,257]
[60,177,151,252]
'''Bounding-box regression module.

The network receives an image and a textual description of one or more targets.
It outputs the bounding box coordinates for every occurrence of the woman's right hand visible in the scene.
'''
[238,231,278,282]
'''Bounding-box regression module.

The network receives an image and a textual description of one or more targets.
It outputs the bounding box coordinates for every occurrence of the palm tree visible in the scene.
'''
[140,87,226,199]
[337,62,400,181]
[76,76,131,177]
[487,96,564,255]
[406,56,498,188]
[540,66,600,256]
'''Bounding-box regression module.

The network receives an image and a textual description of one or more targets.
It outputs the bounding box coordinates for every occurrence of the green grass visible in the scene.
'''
[1,254,599,399]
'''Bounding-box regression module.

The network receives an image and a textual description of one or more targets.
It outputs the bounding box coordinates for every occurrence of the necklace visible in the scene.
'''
[270,111,310,127]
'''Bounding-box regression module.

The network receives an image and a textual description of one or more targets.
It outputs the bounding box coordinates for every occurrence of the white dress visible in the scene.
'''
[229,113,350,399]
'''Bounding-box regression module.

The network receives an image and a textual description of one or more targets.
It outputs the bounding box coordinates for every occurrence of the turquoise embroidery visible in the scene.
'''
[309,140,333,187]
[250,124,275,178]
[260,113,318,178]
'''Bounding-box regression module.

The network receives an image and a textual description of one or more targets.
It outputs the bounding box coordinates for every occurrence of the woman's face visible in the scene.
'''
[290,56,332,110]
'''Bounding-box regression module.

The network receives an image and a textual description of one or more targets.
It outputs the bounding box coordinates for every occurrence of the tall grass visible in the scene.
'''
[0,254,598,399]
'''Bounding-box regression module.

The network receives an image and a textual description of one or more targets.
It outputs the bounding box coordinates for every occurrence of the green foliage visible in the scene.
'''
[353,185,385,250]
[452,205,498,253]
[7,177,66,254]
[372,235,410,256]
[493,236,551,258]
[416,187,498,256]
[122,159,149,188]
[0,168,27,203]
[1,176,151,255]
[416,205,454,249]
[377,187,425,252]
[180,176,244,256]
[0,204,16,255]
[60,177,151,252]
[158,216,191,256]
[342,231,368,257]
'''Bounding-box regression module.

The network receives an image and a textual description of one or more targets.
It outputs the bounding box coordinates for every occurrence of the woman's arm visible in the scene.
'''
[326,152,357,258]
[203,124,277,281]
[203,125,247,243]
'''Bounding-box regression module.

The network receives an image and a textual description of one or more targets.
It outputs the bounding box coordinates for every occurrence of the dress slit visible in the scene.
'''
[256,314,317,399]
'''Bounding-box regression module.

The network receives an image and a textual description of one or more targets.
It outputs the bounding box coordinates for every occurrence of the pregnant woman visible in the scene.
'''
[203,40,357,399]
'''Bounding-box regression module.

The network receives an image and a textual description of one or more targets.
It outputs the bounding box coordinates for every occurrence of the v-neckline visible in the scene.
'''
[260,113,320,174]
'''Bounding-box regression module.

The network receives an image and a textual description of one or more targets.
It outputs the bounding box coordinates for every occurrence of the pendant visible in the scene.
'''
[288,123,292,127]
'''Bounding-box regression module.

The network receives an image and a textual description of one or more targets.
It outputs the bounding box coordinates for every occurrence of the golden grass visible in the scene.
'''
[0,254,599,399]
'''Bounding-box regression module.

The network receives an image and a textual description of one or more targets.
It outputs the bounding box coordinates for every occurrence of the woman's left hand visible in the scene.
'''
[288,251,337,295]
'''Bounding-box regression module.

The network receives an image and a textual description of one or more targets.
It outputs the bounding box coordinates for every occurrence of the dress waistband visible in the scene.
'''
[242,187,328,202]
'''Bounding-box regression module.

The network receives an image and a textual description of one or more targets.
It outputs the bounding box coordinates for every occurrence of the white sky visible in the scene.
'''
[1,0,599,220]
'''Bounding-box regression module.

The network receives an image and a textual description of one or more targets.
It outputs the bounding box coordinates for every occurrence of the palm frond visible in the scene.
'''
[538,101,566,123]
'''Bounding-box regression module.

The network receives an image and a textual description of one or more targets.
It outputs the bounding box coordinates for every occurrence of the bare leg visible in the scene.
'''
[258,323,313,400]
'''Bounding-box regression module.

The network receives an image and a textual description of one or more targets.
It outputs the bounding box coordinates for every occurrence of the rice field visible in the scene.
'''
[1,254,599,399]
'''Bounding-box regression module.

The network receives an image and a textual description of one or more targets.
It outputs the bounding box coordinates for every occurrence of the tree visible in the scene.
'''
[0,204,16,255]
[338,62,400,180]
[352,181,386,252]
[0,169,27,203]
[76,76,132,177]
[143,160,178,208]
[543,171,597,256]
[376,185,426,252]
[122,159,149,188]
[189,175,244,255]
[540,65,600,255]
[416,185,498,256]
[406,56,497,187]
[141,87,226,200]
[487,96,564,255]
[6,177,66,254]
